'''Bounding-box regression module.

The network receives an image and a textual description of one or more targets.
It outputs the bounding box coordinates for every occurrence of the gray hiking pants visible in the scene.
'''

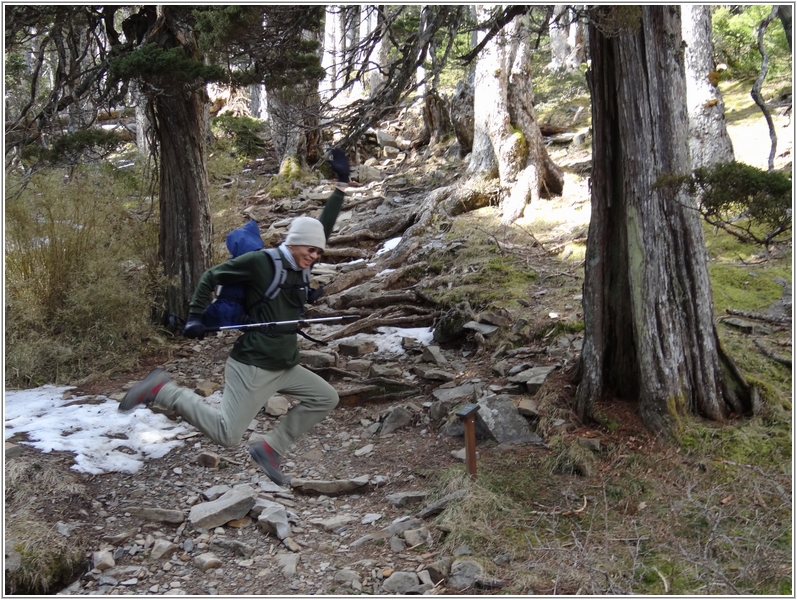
[154,356,338,456]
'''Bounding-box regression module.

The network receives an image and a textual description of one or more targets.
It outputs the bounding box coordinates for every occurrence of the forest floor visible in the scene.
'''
[4,79,793,596]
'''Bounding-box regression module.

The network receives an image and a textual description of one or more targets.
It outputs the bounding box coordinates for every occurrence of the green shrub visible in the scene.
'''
[656,162,792,247]
[211,114,267,158]
[20,129,126,168]
[712,6,792,79]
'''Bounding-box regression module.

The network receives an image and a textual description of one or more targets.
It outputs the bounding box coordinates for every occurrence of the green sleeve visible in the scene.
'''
[318,187,345,240]
[188,251,274,315]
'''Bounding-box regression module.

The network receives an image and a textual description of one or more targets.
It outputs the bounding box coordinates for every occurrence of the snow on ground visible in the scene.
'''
[3,327,434,475]
[4,385,193,475]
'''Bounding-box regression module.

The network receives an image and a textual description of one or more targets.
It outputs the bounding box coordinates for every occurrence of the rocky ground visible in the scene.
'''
[42,318,582,596]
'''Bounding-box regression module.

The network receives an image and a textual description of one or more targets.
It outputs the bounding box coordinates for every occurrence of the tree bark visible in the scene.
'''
[577,6,751,434]
[777,5,792,52]
[548,5,571,71]
[267,82,319,166]
[468,7,564,225]
[681,5,734,169]
[150,8,212,320]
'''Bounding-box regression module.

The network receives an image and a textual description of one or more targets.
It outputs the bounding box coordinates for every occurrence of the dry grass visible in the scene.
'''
[426,432,791,595]
[5,457,93,595]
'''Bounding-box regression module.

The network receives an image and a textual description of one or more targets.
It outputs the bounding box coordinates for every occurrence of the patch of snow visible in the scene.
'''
[4,385,193,474]
[375,237,402,256]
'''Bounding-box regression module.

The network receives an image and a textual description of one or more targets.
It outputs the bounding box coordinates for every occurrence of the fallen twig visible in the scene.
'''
[753,338,791,367]
[527,495,588,516]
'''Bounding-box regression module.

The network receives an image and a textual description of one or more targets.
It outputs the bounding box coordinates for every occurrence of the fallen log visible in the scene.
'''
[343,289,422,309]
[381,263,426,289]
[384,178,497,268]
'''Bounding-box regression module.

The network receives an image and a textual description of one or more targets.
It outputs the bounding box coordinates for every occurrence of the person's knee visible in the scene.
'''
[325,387,339,410]
[214,419,243,448]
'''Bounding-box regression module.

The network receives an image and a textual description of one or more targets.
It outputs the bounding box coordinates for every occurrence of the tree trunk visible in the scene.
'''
[577,6,751,434]
[267,26,322,166]
[777,5,792,52]
[133,84,152,157]
[363,6,388,98]
[548,5,571,71]
[150,8,212,321]
[320,5,345,102]
[250,84,268,121]
[681,5,735,169]
[415,6,431,98]
[267,82,320,167]
[566,6,587,69]
[549,6,587,71]
[468,7,564,225]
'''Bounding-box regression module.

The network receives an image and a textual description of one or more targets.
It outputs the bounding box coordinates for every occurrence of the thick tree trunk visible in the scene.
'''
[549,6,587,71]
[154,90,213,321]
[150,8,212,320]
[468,7,564,225]
[267,82,320,167]
[250,84,268,121]
[566,6,587,69]
[362,6,388,97]
[577,6,750,434]
[133,84,152,157]
[681,5,734,168]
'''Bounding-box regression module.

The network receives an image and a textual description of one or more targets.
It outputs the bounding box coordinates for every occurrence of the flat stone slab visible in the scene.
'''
[432,383,475,403]
[507,365,557,394]
[188,485,257,529]
[463,321,499,337]
[290,474,370,496]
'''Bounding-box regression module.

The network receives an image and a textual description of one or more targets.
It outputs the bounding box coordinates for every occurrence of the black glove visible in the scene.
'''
[183,313,206,340]
[328,148,350,183]
[307,286,325,304]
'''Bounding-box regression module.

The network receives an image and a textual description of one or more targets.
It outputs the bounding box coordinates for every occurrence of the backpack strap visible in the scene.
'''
[262,247,312,300]
[242,246,313,318]
[263,248,288,300]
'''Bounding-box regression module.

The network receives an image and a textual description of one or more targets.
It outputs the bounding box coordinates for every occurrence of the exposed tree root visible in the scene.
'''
[725,308,791,325]
[319,306,438,342]
[386,177,499,267]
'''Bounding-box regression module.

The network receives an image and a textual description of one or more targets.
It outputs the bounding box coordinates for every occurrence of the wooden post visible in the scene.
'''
[456,403,481,479]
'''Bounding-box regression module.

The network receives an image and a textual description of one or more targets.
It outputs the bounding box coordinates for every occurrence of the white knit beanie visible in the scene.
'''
[285,216,326,250]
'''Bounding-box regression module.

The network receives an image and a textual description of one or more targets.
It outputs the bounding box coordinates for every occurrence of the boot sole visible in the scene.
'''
[249,446,286,486]
[119,369,170,411]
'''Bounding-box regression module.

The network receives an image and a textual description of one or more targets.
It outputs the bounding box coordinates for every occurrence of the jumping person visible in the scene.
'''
[120,150,351,486]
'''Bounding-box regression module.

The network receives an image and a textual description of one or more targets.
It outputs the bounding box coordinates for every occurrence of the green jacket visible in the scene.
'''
[189,188,344,370]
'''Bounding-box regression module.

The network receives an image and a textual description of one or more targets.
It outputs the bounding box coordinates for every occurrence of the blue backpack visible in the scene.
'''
[202,220,312,328]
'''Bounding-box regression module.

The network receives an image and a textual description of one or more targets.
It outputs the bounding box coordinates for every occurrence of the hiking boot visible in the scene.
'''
[119,368,171,411]
[249,441,285,486]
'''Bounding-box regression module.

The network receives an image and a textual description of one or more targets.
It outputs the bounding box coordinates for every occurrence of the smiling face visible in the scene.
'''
[287,245,322,269]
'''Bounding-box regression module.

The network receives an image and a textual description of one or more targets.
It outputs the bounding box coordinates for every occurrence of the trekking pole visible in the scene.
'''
[204,314,361,333]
